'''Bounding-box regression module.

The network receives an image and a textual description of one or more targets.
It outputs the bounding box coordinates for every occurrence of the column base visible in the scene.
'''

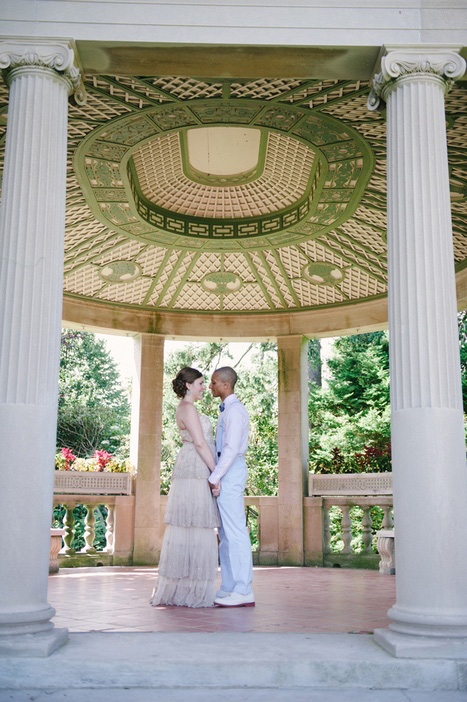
[374,628,467,659]
[0,627,68,657]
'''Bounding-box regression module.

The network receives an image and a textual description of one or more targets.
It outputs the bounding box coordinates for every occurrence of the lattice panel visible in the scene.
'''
[445,85,467,114]
[292,279,344,307]
[223,284,269,310]
[159,251,196,307]
[147,250,182,305]
[94,240,146,265]
[64,265,105,297]
[453,233,467,260]
[69,85,133,123]
[135,246,169,277]
[339,267,387,300]
[338,220,387,256]
[319,234,387,279]
[223,253,257,283]
[262,250,297,307]
[87,77,154,109]
[64,221,114,251]
[188,252,222,281]
[307,81,363,109]
[321,90,380,122]
[113,76,176,104]
[97,276,152,305]
[151,77,223,100]
[65,233,127,272]
[354,205,387,231]
[132,131,314,219]
[247,252,283,307]
[174,283,221,310]
[297,240,348,270]
[230,78,304,100]
[278,246,308,279]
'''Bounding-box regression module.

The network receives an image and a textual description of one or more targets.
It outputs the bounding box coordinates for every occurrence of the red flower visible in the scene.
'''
[93,450,113,471]
[61,447,77,470]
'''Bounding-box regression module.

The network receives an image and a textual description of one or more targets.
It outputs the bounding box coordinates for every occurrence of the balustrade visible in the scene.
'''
[52,495,135,569]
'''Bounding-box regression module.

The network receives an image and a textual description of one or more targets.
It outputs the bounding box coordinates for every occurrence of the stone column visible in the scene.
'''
[130,334,165,565]
[0,40,84,656]
[277,335,309,565]
[368,47,467,657]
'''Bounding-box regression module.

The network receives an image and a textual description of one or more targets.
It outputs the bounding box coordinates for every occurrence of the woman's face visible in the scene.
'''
[187,376,205,401]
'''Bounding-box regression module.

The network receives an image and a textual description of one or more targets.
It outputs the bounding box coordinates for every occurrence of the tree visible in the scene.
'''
[57,330,130,456]
[309,332,391,473]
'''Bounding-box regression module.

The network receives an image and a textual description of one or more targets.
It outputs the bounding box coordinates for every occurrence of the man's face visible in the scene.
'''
[210,372,224,398]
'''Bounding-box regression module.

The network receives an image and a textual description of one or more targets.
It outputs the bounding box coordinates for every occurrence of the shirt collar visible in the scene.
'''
[223,393,237,408]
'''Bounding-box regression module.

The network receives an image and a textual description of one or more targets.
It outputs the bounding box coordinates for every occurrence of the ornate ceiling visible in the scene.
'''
[1,75,466,315]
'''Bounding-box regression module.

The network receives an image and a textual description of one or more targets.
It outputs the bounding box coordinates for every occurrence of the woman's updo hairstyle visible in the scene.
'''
[172,367,203,399]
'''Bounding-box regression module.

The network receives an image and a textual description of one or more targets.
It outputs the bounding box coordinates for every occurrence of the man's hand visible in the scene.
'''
[209,481,220,497]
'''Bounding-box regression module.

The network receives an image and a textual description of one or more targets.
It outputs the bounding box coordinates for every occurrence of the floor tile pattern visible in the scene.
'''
[48,566,396,634]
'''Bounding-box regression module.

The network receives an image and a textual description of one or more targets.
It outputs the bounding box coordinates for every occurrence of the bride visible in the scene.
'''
[150,366,220,608]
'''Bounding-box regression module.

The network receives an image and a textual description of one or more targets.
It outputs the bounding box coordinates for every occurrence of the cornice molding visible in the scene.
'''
[0,38,86,104]
[368,47,466,111]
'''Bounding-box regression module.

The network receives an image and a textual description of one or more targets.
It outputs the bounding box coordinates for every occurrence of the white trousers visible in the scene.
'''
[217,457,253,595]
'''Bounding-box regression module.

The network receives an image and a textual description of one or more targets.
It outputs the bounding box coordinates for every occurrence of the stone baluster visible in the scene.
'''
[381,505,393,529]
[63,506,76,555]
[105,504,115,553]
[361,507,373,553]
[341,505,352,554]
[84,505,97,554]
[369,47,467,655]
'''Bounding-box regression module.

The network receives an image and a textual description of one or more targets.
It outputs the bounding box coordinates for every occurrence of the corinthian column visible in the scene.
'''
[0,39,84,656]
[368,47,467,657]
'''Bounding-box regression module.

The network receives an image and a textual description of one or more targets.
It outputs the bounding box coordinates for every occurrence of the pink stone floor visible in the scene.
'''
[48,566,395,634]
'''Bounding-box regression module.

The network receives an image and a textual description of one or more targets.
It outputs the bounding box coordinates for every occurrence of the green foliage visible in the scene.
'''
[57,331,130,457]
[327,505,385,554]
[458,311,467,414]
[52,504,108,551]
[161,341,278,497]
[309,332,391,473]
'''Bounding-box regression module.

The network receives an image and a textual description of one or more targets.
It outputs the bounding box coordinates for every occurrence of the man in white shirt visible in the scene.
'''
[209,366,254,607]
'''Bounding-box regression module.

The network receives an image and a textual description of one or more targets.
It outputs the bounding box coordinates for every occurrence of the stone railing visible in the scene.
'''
[52,494,135,568]
[306,472,394,569]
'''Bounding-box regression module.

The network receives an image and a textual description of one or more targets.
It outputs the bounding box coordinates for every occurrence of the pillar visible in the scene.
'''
[277,335,309,565]
[0,40,84,656]
[368,47,467,657]
[130,334,165,564]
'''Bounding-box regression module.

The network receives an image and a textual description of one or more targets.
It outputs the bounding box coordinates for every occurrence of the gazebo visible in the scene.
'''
[0,1,467,662]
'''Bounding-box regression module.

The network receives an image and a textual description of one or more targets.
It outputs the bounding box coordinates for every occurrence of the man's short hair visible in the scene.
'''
[215,366,238,389]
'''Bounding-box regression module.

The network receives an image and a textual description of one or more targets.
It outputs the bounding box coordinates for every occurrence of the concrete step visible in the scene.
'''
[0,633,466,692]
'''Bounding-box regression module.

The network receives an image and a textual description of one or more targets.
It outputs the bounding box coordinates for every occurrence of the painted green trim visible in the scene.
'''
[243,252,276,310]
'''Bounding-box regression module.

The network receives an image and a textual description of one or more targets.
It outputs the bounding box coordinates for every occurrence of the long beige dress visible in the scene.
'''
[150,413,221,607]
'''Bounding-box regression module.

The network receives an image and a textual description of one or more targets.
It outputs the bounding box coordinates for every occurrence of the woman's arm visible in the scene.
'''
[178,403,216,472]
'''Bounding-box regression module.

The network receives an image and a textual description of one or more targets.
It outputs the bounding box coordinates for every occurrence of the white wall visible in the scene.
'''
[1,0,466,47]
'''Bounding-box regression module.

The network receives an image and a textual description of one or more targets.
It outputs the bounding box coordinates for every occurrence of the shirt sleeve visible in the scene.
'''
[209,405,246,485]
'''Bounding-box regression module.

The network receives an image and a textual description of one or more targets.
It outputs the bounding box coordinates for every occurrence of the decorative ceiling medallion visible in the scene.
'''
[75,99,373,250]
[302,262,347,287]
[201,271,243,294]
[99,260,142,283]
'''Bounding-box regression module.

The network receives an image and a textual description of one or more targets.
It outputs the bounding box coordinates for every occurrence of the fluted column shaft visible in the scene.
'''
[369,47,467,655]
[0,40,83,655]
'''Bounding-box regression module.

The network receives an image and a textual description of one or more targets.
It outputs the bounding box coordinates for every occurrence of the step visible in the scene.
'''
[0,633,466,691]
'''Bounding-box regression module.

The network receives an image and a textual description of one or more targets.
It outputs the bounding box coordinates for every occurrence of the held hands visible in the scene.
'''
[209,481,221,497]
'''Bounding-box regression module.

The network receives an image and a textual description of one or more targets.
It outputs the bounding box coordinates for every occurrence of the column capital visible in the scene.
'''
[368,46,466,111]
[0,38,86,105]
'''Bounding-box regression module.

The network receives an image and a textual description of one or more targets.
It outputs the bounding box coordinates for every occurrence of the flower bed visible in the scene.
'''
[54,448,135,495]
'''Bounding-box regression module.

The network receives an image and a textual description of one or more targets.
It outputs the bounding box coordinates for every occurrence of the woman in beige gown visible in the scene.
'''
[150,367,220,608]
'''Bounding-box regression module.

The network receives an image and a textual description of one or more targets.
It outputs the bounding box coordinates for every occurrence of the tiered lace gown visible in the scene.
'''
[150,414,221,607]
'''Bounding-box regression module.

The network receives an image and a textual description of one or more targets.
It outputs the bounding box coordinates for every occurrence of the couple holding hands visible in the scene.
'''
[150,366,254,609]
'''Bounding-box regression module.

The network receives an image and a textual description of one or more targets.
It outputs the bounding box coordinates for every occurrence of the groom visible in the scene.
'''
[209,367,254,607]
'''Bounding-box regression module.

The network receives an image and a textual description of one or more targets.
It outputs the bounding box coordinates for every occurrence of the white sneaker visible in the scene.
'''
[214,591,255,607]
[215,589,232,598]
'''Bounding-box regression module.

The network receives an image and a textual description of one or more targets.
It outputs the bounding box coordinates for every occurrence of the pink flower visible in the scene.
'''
[93,450,113,471]
[61,447,77,470]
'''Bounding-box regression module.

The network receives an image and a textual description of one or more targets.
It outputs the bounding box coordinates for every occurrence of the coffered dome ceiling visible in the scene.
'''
[1,76,466,315]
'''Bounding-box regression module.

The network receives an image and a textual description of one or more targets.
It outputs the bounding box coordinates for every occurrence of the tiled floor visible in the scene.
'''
[48,566,395,633]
